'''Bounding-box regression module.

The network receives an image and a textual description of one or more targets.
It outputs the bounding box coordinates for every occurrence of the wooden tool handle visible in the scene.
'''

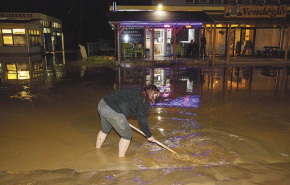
[129,123,177,154]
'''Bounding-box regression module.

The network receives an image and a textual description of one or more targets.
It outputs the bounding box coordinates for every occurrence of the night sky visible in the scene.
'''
[0,0,152,47]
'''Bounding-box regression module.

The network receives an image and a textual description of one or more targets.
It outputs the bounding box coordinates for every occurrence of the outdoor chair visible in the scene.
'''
[176,44,183,57]
[123,43,132,58]
[135,44,144,58]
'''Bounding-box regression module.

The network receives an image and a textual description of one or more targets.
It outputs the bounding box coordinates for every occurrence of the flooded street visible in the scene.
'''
[0,54,290,184]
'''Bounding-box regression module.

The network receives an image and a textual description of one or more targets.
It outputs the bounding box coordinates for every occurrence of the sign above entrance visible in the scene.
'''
[0,13,34,19]
[224,5,287,18]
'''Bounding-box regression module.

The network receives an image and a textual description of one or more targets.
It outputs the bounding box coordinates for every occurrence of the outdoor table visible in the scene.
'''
[264,46,279,57]
[256,50,264,56]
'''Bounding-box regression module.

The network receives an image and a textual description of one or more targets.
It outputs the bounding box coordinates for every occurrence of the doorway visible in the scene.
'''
[233,28,255,56]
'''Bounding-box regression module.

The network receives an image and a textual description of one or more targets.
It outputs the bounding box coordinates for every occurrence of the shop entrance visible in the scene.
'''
[146,28,172,57]
[154,29,165,56]
[233,28,255,56]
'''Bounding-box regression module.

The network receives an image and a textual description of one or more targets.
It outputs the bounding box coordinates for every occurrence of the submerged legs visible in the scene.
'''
[96,130,107,148]
[119,138,131,157]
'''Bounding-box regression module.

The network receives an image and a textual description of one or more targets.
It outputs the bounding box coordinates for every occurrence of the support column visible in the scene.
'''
[173,27,176,61]
[226,24,232,65]
[213,24,217,65]
[152,27,155,63]
[144,27,146,58]
[280,26,284,50]
[115,29,117,56]
[164,29,167,56]
[209,24,212,60]
[117,24,121,66]
[283,27,289,64]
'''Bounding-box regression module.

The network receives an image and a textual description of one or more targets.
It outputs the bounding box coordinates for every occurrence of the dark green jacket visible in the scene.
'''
[103,88,152,138]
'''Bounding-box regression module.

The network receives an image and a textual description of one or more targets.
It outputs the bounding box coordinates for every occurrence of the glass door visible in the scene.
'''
[154,29,164,56]
[240,28,254,56]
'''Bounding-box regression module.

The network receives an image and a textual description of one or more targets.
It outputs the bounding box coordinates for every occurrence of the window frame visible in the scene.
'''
[2,29,26,47]
[242,0,252,4]
[256,0,265,4]
[199,0,209,3]
[185,0,195,3]
[228,0,238,4]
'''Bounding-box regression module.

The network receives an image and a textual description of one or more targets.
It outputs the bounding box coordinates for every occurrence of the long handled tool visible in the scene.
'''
[129,123,177,155]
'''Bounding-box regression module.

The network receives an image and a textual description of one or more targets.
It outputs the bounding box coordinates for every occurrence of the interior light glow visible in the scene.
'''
[124,34,129,42]
[18,71,30,80]
[7,72,17,80]
[158,4,163,9]
[13,29,25,34]
[186,25,191,28]
[164,25,170,27]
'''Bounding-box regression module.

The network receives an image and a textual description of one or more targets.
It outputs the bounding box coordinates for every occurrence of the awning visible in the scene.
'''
[109,11,214,27]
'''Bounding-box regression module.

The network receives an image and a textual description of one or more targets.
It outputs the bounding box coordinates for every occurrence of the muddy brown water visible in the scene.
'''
[0,54,290,184]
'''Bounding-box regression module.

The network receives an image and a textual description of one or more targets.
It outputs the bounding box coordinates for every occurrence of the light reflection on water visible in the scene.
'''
[0,53,67,101]
[1,57,290,184]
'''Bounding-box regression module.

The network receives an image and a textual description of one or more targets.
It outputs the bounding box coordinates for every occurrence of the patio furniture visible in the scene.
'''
[176,44,183,57]
[135,44,144,58]
[264,46,279,57]
[123,43,132,58]
[256,50,265,56]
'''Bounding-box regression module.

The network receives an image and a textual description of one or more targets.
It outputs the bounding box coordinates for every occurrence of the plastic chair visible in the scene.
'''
[135,44,144,58]
[176,44,183,57]
[123,43,132,58]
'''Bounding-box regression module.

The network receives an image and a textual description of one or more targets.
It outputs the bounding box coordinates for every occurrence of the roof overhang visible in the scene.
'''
[109,11,214,28]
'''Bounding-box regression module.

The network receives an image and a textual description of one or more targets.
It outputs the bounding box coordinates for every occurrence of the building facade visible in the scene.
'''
[0,13,64,55]
[109,1,290,62]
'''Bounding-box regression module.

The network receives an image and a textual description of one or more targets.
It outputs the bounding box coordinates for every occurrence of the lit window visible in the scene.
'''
[14,35,26,46]
[2,29,14,46]
[13,29,25,34]
[6,63,17,80]
[2,29,12,33]
[9,29,26,46]
[29,29,41,46]
[44,28,51,33]
[3,34,13,46]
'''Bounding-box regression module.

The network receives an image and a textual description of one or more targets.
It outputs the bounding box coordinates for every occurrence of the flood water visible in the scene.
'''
[0,53,290,184]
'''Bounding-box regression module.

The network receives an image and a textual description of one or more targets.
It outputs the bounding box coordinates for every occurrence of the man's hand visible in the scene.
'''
[147,136,155,142]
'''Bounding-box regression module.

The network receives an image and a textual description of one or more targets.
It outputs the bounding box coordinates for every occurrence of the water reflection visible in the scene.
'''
[0,52,66,100]
[116,65,290,101]
[1,55,289,101]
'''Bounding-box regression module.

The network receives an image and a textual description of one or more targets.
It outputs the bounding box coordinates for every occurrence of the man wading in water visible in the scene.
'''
[96,85,160,157]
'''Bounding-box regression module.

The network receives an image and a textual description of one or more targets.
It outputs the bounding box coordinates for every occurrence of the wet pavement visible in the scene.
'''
[0,53,290,184]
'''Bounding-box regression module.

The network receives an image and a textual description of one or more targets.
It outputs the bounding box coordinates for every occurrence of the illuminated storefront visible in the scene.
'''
[0,13,64,55]
[109,4,290,61]
[207,5,290,57]
[109,9,213,62]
